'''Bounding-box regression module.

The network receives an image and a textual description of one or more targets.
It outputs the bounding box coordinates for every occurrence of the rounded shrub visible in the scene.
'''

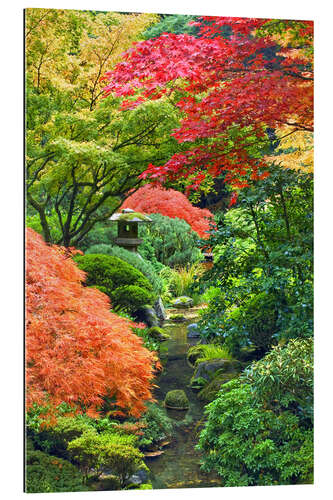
[111,285,155,313]
[75,254,152,293]
[86,244,163,295]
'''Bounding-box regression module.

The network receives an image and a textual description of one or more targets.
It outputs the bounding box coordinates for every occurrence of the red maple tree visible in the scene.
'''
[26,228,155,419]
[121,184,213,237]
[103,17,313,190]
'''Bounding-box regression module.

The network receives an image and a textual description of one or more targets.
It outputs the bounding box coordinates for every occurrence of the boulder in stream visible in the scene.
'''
[171,296,193,308]
[187,323,200,338]
[190,358,241,385]
[164,390,189,410]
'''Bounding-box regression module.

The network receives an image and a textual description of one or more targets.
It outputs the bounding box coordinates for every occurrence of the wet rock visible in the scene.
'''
[164,389,189,410]
[154,296,167,322]
[127,468,149,484]
[171,296,193,308]
[190,359,241,385]
[136,305,159,327]
[187,323,200,338]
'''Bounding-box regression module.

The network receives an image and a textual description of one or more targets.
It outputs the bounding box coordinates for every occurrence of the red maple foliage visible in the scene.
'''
[103,17,313,189]
[121,184,213,238]
[26,228,155,419]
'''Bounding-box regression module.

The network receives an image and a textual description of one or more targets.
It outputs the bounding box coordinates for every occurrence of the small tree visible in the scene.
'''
[26,228,155,419]
[121,184,213,238]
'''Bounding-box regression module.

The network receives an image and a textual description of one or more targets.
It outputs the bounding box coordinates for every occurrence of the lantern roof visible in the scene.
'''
[109,208,153,223]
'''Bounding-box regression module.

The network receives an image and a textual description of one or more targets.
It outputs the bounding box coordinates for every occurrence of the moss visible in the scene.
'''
[117,212,149,222]
[147,326,170,341]
[164,390,189,410]
[169,314,186,323]
[197,372,239,402]
[187,344,232,368]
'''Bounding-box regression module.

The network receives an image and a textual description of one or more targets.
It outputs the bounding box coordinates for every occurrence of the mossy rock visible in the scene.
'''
[169,314,186,323]
[190,359,240,387]
[197,372,239,402]
[164,390,189,410]
[171,296,193,308]
[147,326,170,342]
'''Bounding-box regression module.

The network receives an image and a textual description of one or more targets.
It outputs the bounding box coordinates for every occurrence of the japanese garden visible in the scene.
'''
[25,9,313,492]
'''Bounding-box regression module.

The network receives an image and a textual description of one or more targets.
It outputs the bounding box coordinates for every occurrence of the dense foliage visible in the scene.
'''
[103,17,313,191]
[198,339,314,486]
[74,253,156,313]
[138,213,202,267]
[26,448,87,493]
[121,185,213,237]
[85,244,163,294]
[26,228,155,418]
[196,166,313,355]
[25,8,182,246]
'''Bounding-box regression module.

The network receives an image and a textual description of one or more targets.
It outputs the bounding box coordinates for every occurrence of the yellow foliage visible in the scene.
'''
[265,126,313,173]
[25,8,158,109]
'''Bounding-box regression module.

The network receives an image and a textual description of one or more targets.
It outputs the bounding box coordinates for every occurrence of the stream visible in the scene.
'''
[145,315,221,490]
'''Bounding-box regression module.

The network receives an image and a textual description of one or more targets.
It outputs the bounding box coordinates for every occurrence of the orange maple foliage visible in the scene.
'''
[26,228,155,419]
[121,185,213,238]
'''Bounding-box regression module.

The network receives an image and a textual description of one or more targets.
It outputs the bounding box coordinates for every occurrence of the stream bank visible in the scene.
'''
[145,309,221,489]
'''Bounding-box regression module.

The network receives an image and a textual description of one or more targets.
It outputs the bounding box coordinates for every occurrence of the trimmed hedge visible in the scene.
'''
[74,254,155,313]
[86,244,163,295]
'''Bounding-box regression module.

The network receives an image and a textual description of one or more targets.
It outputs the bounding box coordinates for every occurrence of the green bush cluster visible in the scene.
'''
[196,166,313,354]
[197,339,314,486]
[68,431,144,488]
[86,243,163,294]
[74,254,156,313]
[224,292,278,354]
[25,449,87,493]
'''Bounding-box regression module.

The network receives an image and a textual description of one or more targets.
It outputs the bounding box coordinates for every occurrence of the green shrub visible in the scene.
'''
[198,340,314,486]
[138,213,202,268]
[138,403,173,450]
[25,449,87,493]
[198,379,313,486]
[244,338,314,422]
[86,244,163,295]
[217,292,278,355]
[68,431,144,488]
[111,285,155,313]
[75,254,151,292]
[27,415,95,459]
[74,254,155,312]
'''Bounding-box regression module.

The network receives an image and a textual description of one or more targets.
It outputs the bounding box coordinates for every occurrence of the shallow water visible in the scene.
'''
[145,319,221,490]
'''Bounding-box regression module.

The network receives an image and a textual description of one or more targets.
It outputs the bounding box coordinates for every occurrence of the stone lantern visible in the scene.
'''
[109,208,152,253]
